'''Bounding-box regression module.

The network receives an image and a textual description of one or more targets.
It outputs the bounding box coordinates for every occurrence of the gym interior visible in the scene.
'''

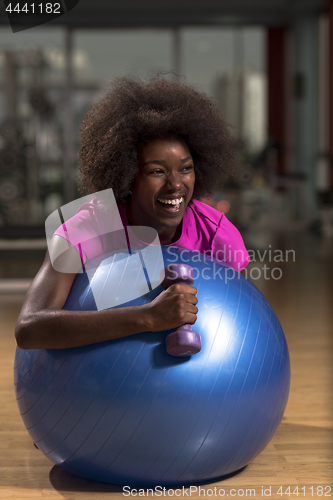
[0,1,332,498]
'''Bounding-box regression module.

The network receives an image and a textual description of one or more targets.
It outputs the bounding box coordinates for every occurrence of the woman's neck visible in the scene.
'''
[158,222,182,245]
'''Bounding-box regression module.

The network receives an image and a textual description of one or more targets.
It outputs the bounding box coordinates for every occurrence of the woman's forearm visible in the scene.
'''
[15,305,153,350]
[15,243,198,351]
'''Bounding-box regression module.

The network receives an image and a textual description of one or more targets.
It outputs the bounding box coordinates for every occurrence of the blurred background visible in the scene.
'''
[1,5,332,494]
[0,0,332,291]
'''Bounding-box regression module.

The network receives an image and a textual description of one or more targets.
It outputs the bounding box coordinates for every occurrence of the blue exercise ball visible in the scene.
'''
[14,247,290,486]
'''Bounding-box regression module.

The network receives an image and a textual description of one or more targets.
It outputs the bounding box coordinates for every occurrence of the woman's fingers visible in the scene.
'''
[167,283,198,302]
[146,283,198,331]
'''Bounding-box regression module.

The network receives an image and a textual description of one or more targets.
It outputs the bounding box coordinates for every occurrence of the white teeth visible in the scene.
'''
[158,197,183,205]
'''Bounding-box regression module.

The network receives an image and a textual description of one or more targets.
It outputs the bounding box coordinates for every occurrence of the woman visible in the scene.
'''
[15,77,249,350]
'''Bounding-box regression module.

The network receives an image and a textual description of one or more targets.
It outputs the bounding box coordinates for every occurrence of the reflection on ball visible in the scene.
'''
[14,248,290,486]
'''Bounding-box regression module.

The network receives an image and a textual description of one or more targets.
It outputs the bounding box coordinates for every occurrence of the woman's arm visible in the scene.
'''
[15,236,198,350]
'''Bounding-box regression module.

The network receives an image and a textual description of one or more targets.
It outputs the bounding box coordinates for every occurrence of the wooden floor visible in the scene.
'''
[1,231,332,499]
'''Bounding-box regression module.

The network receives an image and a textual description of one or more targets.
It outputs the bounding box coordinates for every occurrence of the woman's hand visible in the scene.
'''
[143,284,198,332]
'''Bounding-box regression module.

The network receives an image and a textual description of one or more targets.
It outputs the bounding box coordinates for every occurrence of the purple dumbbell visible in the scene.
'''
[161,263,201,357]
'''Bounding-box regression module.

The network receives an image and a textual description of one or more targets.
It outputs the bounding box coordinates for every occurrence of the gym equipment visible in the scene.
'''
[14,247,290,486]
[161,263,201,357]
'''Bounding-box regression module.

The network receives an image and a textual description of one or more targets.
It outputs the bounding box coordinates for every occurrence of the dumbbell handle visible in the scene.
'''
[161,264,201,357]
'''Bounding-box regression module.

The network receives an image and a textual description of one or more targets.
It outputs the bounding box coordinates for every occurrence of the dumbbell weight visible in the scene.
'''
[161,263,201,357]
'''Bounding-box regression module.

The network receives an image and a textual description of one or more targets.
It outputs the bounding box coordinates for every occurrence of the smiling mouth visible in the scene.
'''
[157,197,184,212]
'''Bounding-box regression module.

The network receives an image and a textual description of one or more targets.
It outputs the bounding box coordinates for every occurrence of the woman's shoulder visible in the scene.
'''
[177,198,224,251]
[185,199,250,271]
[187,199,223,226]
[53,198,125,263]
[57,198,124,230]
[188,199,242,233]
[187,198,247,243]
[187,198,222,221]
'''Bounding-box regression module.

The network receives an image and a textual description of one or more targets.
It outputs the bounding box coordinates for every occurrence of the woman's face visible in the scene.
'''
[127,137,195,244]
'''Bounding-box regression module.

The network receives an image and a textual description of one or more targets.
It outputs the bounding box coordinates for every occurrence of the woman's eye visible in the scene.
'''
[149,169,163,175]
[182,165,194,172]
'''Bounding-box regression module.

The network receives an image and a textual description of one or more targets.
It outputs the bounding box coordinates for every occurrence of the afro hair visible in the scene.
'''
[78,76,240,202]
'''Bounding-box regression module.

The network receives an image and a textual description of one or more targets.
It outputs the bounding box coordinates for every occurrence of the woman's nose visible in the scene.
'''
[166,172,182,190]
